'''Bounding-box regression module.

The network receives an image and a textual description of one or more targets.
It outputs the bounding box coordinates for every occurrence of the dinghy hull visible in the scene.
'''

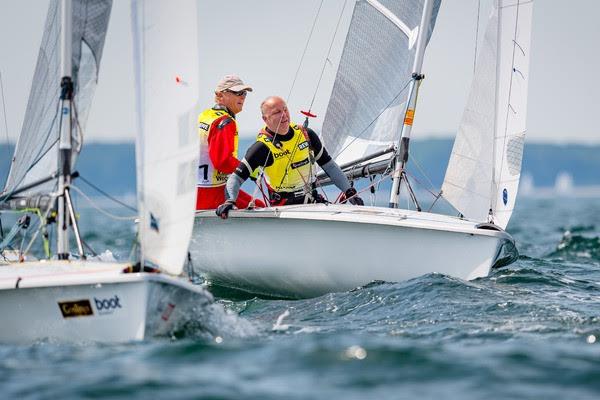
[0,261,212,343]
[191,204,517,298]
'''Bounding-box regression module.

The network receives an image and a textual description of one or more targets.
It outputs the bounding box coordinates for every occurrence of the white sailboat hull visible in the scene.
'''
[0,261,212,344]
[191,204,516,298]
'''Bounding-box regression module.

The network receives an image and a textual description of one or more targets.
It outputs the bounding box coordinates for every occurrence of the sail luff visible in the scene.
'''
[131,0,145,268]
[132,0,200,275]
[442,0,533,228]
[491,0,533,228]
[488,1,500,219]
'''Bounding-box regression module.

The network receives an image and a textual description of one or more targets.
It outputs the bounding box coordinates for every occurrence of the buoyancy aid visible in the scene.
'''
[256,124,314,193]
[197,106,238,187]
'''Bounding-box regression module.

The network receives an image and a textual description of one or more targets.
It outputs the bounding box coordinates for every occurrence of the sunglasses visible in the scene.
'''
[225,90,248,97]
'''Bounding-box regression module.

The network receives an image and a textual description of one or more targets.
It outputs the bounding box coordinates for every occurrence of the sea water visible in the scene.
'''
[1,197,599,399]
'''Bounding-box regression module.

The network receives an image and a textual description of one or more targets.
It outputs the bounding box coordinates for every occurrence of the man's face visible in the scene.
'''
[217,89,248,114]
[262,98,290,134]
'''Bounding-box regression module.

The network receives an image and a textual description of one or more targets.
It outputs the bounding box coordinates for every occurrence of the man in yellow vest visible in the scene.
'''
[216,96,363,218]
[196,75,264,210]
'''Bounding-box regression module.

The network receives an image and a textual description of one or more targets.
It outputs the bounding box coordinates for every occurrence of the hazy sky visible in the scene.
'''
[0,0,599,144]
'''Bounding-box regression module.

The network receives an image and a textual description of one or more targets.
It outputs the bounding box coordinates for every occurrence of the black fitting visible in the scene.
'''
[60,76,74,100]
[400,137,410,164]
[412,73,425,80]
[17,215,31,229]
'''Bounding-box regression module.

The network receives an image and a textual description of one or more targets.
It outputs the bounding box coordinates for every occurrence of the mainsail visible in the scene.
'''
[442,0,533,229]
[3,0,112,199]
[321,0,441,166]
[131,0,200,275]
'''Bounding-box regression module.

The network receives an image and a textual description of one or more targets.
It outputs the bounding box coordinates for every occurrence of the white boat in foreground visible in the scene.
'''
[191,0,532,298]
[0,262,211,344]
[0,0,210,343]
[192,204,516,299]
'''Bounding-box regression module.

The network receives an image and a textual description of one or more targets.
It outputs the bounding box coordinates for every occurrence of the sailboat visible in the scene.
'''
[190,0,533,299]
[0,0,212,343]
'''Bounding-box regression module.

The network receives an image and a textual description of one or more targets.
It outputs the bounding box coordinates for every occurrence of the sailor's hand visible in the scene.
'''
[216,200,236,219]
[344,187,364,206]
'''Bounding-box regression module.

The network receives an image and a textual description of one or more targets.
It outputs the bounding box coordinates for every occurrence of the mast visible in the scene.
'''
[388,0,434,208]
[57,0,84,260]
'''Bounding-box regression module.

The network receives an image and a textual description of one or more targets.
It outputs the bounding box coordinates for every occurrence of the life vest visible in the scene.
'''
[256,124,314,193]
[197,106,238,187]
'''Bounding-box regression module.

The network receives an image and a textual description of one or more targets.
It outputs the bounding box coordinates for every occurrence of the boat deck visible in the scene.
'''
[196,204,508,238]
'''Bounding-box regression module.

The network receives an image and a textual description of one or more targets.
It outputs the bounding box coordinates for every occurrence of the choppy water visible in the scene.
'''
[1,197,600,399]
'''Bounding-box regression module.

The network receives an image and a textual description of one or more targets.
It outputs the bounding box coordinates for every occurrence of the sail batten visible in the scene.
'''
[442,0,533,229]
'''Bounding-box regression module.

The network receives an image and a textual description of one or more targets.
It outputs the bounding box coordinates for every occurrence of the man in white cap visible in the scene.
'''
[196,74,265,210]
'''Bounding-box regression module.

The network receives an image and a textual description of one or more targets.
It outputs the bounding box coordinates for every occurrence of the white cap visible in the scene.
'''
[215,74,253,92]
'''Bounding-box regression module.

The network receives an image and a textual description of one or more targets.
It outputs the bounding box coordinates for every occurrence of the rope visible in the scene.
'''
[286,0,325,103]
[70,185,137,221]
[308,0,349,112]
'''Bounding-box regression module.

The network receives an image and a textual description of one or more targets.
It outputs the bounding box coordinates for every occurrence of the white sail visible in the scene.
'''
[442,0,533,229]
[3,0,112,198]
[322,0,441,166]
[132,0,200,275]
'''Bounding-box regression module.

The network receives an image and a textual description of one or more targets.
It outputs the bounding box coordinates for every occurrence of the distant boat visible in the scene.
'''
[0,0,211,343]
[191,0,533,299]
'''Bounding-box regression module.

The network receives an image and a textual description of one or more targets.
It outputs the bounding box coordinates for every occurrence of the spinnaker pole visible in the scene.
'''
[388,0,434,208]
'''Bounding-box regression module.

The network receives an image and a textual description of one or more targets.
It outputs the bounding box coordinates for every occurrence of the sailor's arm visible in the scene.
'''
[208,117,239,173]
[308,129,364,206]
[216,142,272,219]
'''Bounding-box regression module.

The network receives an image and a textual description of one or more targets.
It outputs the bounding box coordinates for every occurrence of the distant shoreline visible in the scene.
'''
[3,140,600,195]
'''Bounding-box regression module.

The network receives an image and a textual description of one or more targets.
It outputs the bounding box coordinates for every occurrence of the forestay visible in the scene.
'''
[3,0,112,197]
[442,0,533,229]
[131,0,200,275]
[321,0,441,166]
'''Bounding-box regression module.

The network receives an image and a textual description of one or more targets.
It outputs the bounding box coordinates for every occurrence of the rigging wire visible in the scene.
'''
[406,150,440,196]
[0,99,61,204]
[255,2,349,206]
[77,174,137,212]
[0,69,12,191]
[249,0,323,204]
[335,77,412,160]
[473,0,481,74]
[308,0,349,112]
[70,185,137,221]
[286,0,325,103]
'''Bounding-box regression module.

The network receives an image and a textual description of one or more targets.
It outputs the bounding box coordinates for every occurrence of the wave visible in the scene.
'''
[548,231,600,261]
